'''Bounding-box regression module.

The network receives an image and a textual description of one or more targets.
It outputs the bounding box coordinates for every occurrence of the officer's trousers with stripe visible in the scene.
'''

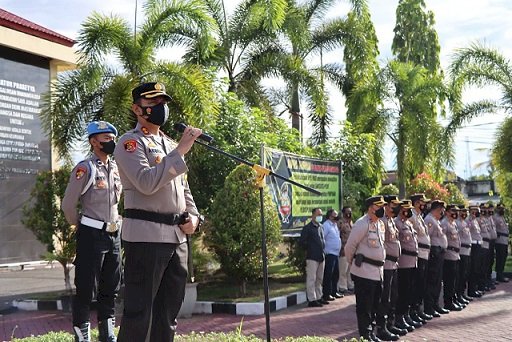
[73,224,121,326]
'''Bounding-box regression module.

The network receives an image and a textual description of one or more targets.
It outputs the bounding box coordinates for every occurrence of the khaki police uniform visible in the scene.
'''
[441,217,461,308]
[395,216,418,318]
[410,209,430,314]
[344,210,386,339]
[62,153,122,328]
[478,215,491,290]
[424,213,447,314]
[456,217,472,298]
[487,215,498,285]
[376,215,401,333]
[468,216,484,294]
[114,122,199,342]
[338,217,354,292]
[494,213,509,281]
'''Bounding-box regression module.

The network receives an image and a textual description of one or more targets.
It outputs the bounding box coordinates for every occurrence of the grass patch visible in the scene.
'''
[197,259,305,302]
[12,330,362,341]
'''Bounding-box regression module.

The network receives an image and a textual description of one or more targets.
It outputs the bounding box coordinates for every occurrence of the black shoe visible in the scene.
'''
[404,314,422,328]
[388,325,407,336]
[410,312,426,324]
[468,291,482,298]
[73,322,91,342]
[462,294,473,302]
[457,296,470,305]
[318,298,330,305]
[308,300,322,307]
[489,284,496,290]
[333,292,344,298]
[395,316,414,332]
[425,309,441,318]
[323,295,336,301]
[444,302,462,311]
[98,318,117,342]
[419,312,433,320]
[497,277,510,283]
[376,327,399,341]
[434,306,450,314]
[370,332,383,342]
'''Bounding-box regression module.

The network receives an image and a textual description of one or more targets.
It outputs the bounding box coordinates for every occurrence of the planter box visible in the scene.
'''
[178,282,198,318]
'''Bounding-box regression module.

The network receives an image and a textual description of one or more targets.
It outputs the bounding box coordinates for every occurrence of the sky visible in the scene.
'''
[1,0,511,178]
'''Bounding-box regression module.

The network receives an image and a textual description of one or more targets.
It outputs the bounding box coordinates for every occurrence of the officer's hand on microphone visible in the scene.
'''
[176,126,202,157]
[179,215,199,234]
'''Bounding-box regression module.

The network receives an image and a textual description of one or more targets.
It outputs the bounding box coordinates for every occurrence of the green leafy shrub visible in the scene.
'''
[444,182,467,206]
[205,164,283,294]
[284,237,306,276]
[379,184,399,196]
[407,172,449,201]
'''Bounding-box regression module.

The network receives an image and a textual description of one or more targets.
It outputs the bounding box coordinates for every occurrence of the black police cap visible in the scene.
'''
[132,82,172,102]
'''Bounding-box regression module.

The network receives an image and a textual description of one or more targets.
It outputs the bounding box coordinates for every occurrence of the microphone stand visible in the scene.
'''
[187,138,321,342]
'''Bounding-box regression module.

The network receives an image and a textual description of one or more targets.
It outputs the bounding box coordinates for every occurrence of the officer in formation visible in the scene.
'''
[375,195,402,341]
[467,205,484,297]
[62,121,122,342]
[409,194,432,322]
[338,206,354,294]
[486,203,498,289]
[344,196,387,342]
[494,204,510,282]
[478,203,493,292]
[456,207,473,303]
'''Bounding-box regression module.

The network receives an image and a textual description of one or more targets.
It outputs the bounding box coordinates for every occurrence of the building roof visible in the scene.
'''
[0,8,75,47]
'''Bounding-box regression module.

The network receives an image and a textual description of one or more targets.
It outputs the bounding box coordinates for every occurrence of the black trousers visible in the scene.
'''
[322,254,340,298]
[480,247,490,288]
[443,259,458,303]
[377,269,398,326]
[456,255,471,296]
[425,247,445,311]
[488,240,496,281]
[72,224,121,325]
[352,274,382,337]
[468,244,483,293]
[118,241,188,342]
[412,258,428,308]
[396,267,415,315]
[495,243,508,279]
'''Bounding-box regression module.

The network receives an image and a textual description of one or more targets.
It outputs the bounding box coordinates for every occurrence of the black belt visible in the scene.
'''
[361,255,385,267]
[401,249,418,257]
[497,232,509,237]
[418,243,431,249]
[447,246,460,253]
[461,243,471,248]
[385,255,398,262]
[482,238,490,242]
[124,208,182,225]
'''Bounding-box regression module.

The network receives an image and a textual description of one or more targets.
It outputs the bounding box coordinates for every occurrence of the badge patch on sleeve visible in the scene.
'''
[124,140,137,152]
[75,166,86,180]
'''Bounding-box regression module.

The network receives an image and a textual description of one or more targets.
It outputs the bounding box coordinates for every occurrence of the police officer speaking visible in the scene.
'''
[62,121,122,342]
[114,82,202,342]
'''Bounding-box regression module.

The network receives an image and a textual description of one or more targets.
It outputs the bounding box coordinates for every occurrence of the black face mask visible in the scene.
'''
[497,209,505,215]
[392,206,401,217]
[98,140,116,155]
[402,209,413,218]
[439,211,445,220]
[451,213,458,219]
[460,214,467,219]
[375,207,385,218]
[419,204,425,211]
[140,103,169,126]
[481,211,487,216]
[489,211,494,215]
[475,212,481,218]
[332,216,339,221]
[344,213,352,219]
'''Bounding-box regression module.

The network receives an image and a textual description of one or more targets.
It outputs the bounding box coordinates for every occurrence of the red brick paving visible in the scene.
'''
[2,281,512,341]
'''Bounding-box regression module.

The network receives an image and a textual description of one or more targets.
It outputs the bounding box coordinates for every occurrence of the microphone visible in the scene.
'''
[173,123,214,143]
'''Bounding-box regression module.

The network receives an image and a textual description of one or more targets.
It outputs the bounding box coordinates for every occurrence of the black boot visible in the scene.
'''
[444,301,462,311]
[376,325,399,341]
[388,325,407,336]
[419,311,433,321]
[98,318,117,342]
[395,315,414,332]
[405,313,423,328]
[73,322,91,342]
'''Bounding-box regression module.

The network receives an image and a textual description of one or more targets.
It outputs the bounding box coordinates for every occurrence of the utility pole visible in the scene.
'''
[465,137,472,179]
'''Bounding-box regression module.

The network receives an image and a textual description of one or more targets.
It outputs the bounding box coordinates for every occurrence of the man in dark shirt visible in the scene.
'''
[300,208,327,307]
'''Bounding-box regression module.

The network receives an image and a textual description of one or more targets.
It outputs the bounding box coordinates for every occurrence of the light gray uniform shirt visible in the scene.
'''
[62,153,121,226]
[113,123,198,244]
[425,213,448,249]
[441,218,460,261]
[411,210,430,260]
[493,215,509,245]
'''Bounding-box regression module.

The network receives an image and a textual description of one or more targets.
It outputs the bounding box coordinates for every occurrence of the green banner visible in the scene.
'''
[263,147,342,235]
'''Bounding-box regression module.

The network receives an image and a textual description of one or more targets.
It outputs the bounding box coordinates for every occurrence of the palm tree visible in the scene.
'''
[447,42,511,134]
[350,60,450,195]
[184,0,288,115]
[41,0,218,159]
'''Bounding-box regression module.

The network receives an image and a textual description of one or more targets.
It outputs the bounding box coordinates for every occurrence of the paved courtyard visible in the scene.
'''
[1,279,512,341]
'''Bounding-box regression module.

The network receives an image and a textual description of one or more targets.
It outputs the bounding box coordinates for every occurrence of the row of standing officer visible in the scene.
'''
[343,194,509,342]
[62,82,203,342]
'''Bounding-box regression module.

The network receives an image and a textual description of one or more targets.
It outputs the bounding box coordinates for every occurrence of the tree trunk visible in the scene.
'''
[397,118,406,198]
[290,82,302,137]
[240,280,247,296]
[60,261,72,293]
